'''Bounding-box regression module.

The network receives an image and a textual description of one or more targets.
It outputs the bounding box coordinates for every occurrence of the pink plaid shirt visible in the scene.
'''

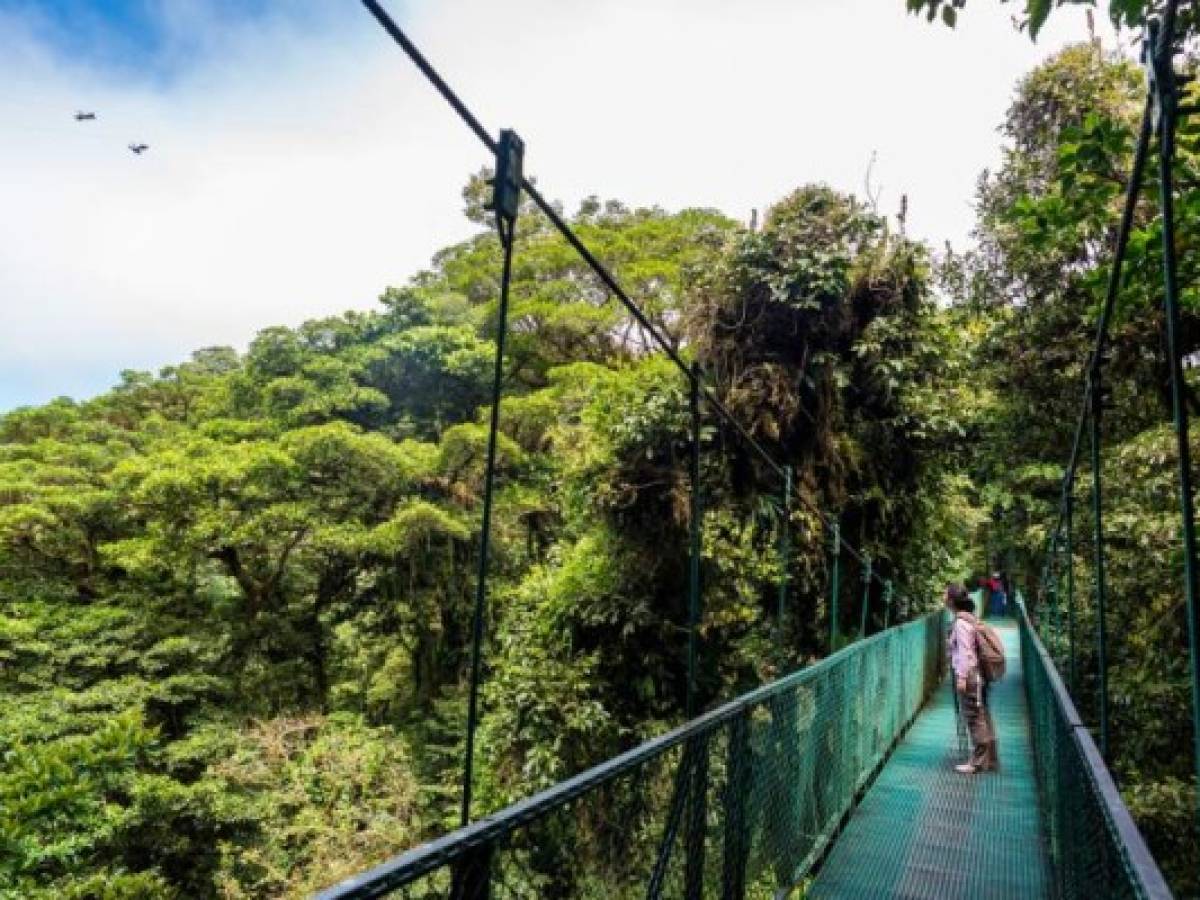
[949,612,979,679]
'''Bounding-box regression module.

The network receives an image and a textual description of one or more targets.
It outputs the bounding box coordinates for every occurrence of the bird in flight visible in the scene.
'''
[74,111,96,121]
[128,143,150,155]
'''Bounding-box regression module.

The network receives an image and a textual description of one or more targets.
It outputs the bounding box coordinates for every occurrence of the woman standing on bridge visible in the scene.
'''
[946,584,998,774]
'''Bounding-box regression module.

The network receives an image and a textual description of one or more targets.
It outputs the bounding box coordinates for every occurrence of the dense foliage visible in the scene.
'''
[6,27,1200,896]
[0,181,974,896]
[949,42,1200,895]
[905,0,1200,38]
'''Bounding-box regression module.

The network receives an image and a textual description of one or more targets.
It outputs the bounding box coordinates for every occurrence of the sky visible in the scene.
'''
[0,0,1124,411]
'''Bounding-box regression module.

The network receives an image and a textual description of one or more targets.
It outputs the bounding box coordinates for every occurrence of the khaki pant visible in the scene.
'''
[960,670,998,770]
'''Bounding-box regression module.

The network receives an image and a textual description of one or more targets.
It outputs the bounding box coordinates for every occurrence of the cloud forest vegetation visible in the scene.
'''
[3,36,1199,899]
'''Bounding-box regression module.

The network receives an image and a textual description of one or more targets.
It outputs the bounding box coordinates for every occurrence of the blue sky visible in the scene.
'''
[0,0,1112,413]
[3,0,283,79]
[6,0,172,61]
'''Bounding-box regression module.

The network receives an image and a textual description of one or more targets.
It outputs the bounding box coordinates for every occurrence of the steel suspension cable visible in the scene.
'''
[1047,98,1154,542]
[1034,96,1153,758]
[1039,0,1200,812]
[359,0,918,615]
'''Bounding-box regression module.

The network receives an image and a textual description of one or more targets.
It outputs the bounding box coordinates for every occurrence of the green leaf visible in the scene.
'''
[1027,0,1052,38]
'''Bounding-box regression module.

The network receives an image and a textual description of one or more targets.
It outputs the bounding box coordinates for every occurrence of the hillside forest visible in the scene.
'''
[3,13,1200,899]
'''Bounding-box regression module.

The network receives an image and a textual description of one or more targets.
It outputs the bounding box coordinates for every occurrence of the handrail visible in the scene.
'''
[317,610,943,898]
[1015,594,1173,900]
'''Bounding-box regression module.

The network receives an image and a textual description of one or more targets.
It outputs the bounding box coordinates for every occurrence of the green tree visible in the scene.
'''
[946,42,1200,893]
[905,0,1199,38]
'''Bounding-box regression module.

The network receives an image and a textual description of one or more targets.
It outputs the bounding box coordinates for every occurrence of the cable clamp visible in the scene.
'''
[485,129,524,232]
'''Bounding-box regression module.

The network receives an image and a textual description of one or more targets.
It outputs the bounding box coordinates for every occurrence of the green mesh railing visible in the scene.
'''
[317,612,943,899]
[1017,598,1172,900]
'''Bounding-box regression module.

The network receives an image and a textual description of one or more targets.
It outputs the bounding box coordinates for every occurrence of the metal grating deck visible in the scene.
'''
[807,620,1051,899]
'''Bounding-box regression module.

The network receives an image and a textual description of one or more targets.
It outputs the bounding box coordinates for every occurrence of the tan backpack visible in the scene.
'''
[975,621,1006,682]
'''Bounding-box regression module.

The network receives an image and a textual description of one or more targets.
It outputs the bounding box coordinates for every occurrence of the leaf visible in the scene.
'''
[941,5,957,27]
[1027,0,1052,38]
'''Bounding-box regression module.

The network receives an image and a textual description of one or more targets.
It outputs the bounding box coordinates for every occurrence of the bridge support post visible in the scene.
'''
[648,744,697,898]
[765,692,805,892]
[721,715,752,900]
[449,842,493,900]
[684,745,709,900]
[1148,11,1200,826]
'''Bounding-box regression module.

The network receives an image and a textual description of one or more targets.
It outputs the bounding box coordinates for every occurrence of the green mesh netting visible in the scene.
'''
[318,613,944,899]
[1019,606,1173,900]
[807,619,1051,899]
[320,610,1172,900]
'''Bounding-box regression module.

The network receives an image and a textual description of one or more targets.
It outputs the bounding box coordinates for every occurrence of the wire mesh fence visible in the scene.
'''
[1017,600,1173,900]
[317,611,944,899]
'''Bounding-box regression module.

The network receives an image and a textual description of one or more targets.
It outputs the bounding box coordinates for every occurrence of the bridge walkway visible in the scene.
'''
[809,620,1051,899]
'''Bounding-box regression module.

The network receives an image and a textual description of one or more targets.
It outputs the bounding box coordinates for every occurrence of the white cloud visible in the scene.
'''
[0,0,1115,410]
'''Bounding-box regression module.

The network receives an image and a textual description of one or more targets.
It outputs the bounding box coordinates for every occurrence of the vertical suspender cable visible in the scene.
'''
[1066,487,1077,695]
[1036,87,1152,750]
[1042,94,1153,633]
[460,131,523,828]
[687,363,703,719]
[860,554,873,640]
[1056,536,1065,659]
[1148,8,1200,826]
[1089,383,1111,761]
[1048,542,1060,664]
[1039,567,1049,643]
[829,520,841,652]
[777,465,793,661]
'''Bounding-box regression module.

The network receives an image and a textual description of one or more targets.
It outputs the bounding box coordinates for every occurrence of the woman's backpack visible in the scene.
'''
[975,622,1006,681]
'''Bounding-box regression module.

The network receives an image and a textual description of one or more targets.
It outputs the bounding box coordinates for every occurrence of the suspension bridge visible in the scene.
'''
[315,2,1198,896]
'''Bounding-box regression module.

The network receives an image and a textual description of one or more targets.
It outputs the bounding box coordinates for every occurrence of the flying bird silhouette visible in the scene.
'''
[74,111,96,121]
[128,143,149,155]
